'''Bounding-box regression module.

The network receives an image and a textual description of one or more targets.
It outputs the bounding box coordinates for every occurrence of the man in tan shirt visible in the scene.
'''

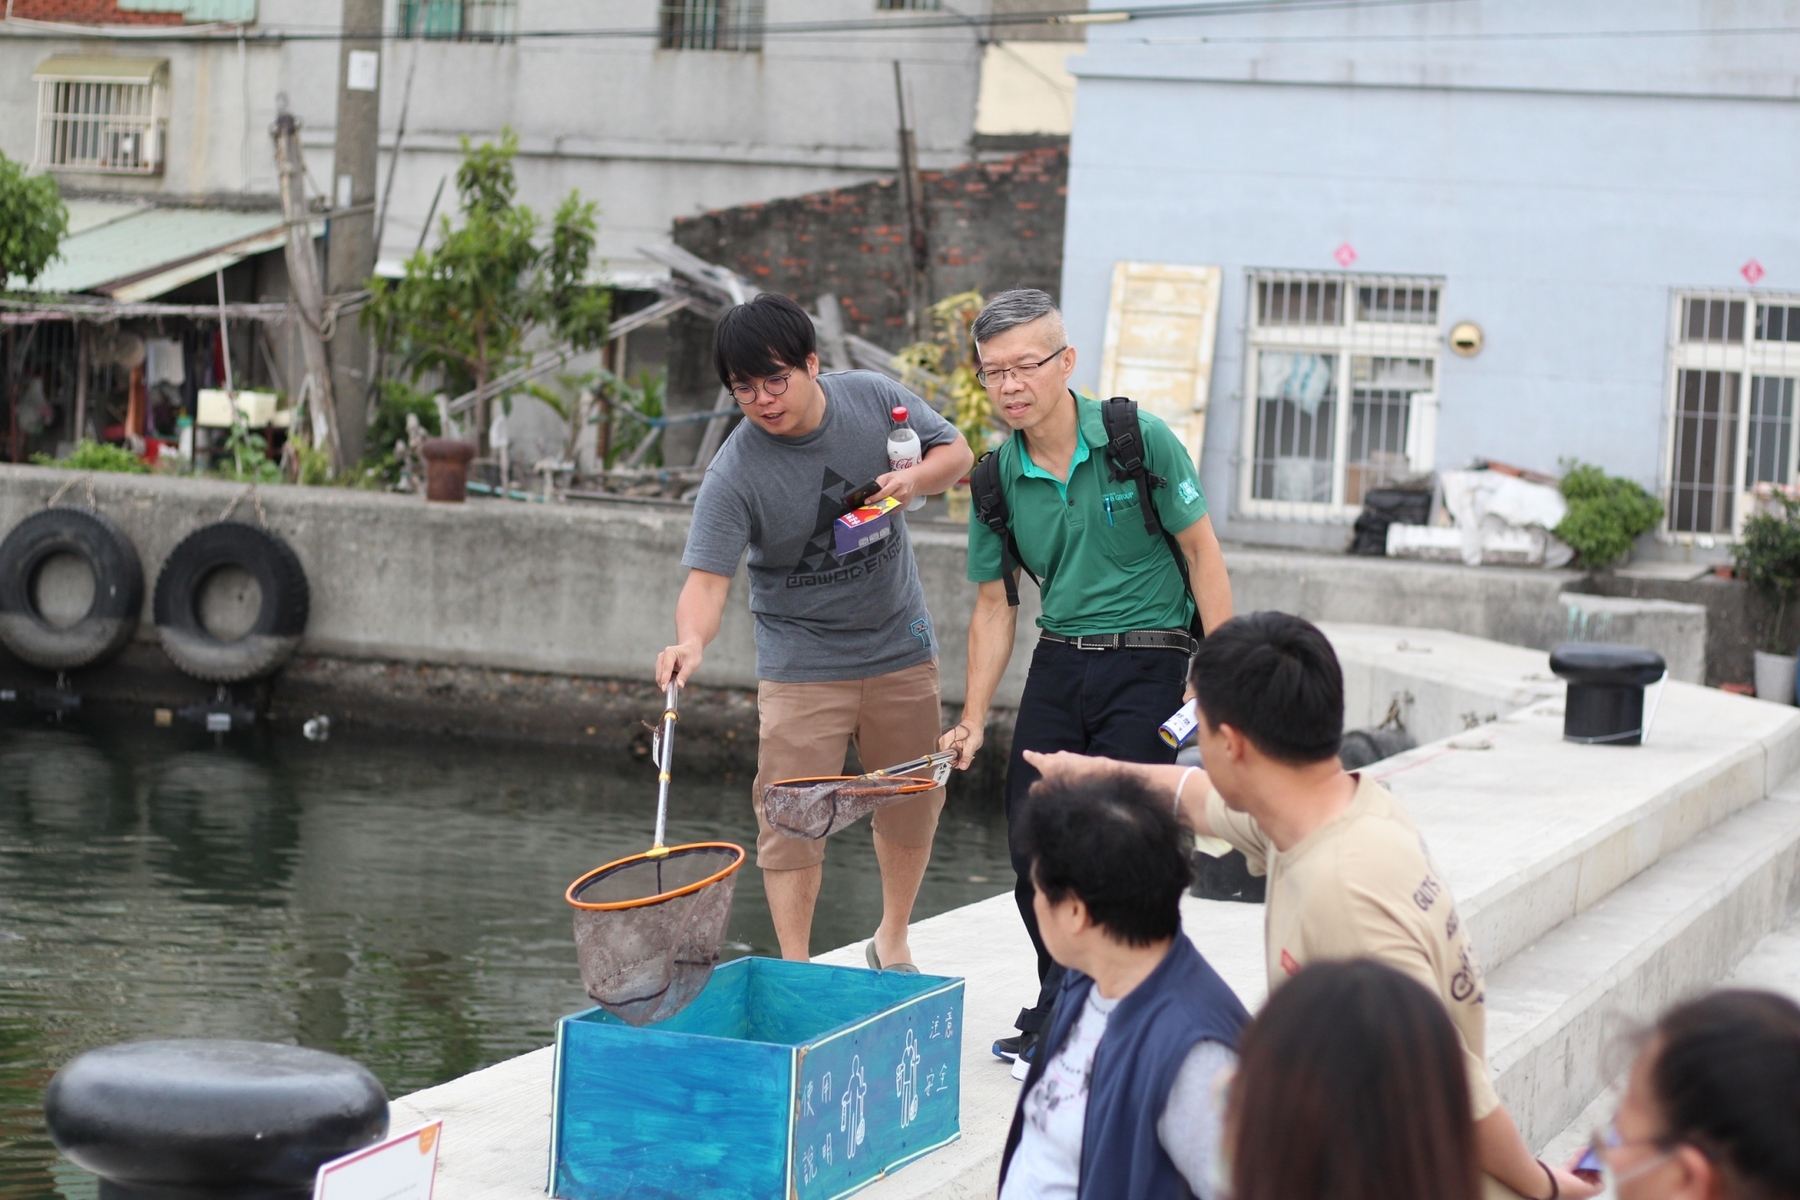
[1029,611,1597,1200]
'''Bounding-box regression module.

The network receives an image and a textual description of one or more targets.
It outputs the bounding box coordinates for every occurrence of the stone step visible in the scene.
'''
[1536,884,1800,1165]
[1482,778,1800,1151]
[1331,630,1800,973]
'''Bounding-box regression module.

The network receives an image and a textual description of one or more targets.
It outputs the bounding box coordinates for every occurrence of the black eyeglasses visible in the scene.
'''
[975,348,1068,389]
[729,372,793,405]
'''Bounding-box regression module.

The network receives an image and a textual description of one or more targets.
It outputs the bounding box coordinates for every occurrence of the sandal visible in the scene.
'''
[865,937,919,974]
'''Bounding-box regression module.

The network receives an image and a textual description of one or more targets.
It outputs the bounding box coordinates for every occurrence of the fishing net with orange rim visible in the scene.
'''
[761,752,954,840]
[565,684,745,1027]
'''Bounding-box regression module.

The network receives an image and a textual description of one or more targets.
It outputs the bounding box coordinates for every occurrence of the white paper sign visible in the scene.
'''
[346,49,380,91]
[313,1122,441,1200]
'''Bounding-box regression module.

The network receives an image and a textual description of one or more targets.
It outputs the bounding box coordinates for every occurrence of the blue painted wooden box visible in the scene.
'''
[550,956,963,1200]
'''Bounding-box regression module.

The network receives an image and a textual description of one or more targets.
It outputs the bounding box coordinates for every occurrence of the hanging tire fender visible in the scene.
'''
[153,522,310,683]
[0,507,145,671]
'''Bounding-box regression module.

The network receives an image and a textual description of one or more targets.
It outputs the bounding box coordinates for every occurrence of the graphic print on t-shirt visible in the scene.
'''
[786,466,905,588]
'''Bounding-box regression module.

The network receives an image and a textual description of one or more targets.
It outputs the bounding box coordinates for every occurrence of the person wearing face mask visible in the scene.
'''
[1590,989,1800,1200]
[1228,958,1482,1200]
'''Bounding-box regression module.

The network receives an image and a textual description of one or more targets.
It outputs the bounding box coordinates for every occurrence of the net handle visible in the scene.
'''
[653,681,678,852]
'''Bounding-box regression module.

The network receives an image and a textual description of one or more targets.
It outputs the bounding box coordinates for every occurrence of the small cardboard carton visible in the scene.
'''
[834,497,902,558]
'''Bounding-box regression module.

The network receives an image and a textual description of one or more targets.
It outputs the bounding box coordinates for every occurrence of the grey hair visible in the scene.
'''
[972,289,1065,346]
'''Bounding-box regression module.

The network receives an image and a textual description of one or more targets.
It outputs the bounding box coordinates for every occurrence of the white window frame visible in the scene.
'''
[1661,289,1800,542]
[1237,269,1444,523]
[32,58,169,176]
[398,0,518,42]
[659,0,765,50]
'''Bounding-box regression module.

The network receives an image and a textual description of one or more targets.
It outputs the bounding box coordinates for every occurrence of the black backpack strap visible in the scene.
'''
[1100,396,1167,535]
[969,448,1037,608]
[1100,396,1205,639]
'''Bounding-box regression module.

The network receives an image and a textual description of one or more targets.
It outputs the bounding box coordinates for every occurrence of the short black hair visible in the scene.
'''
[1650,989,1800,1197]
[1019,773,1192,946]
[713,293,817,386]
[1189,612,1343,765]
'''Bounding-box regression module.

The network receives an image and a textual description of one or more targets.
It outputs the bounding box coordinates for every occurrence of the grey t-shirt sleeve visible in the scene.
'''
[1156,1038,1237,1200]
[682,466,752,576]
[877,375,959,451]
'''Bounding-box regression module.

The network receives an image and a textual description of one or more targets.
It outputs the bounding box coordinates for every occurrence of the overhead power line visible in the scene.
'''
[0,0,1458,44]
[1134,22,1800,45]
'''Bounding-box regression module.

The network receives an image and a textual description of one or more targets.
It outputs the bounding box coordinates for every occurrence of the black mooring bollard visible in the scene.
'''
[1549,642,1668,746]
[45,1040,388,1200]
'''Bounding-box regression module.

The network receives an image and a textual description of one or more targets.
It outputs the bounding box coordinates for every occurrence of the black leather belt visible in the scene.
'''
[1040,629,1196,654]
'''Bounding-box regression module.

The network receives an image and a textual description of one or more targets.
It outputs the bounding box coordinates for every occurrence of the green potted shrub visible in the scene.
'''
[1732,491,1800,703]
[1553,462,1664,569]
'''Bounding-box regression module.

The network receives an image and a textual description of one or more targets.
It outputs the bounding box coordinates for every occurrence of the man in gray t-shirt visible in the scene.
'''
[657,293,973,965]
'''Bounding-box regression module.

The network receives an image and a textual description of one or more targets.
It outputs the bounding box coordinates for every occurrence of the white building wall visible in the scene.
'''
[1059,0,1800,550]
[0,0,988,278]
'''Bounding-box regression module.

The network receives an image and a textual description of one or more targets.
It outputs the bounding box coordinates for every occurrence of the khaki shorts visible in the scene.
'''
[752,659,946,871]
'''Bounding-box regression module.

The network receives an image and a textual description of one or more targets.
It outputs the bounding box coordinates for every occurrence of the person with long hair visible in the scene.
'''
[1591,989,1800,1200]
[1230,958,1481,1200]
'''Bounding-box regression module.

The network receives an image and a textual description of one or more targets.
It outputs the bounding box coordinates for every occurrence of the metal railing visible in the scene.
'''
[399,0,518,42]
[1240,270,1444,521]
[34,79,166,175]
[660,0,765,51]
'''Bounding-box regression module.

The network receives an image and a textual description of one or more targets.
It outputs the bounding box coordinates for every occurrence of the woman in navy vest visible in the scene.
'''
[999,773,1248,1200]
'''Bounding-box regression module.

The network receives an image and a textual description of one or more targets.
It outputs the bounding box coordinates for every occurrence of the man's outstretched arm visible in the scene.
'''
[1025,750,1219,840]
[655,568,733,688]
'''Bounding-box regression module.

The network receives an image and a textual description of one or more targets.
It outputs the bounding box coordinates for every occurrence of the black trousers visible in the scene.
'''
[1005,638,1185,1034]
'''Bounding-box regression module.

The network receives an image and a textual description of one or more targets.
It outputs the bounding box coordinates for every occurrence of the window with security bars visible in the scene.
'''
[1663,291,1800,536]
[33,61,168,175]
[399,0,517,41]
[1241,271,1443,519]
[877,0,941,10]
[660,0,764,50]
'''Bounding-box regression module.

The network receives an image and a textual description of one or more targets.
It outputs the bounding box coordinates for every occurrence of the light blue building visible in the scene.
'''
[1059,0,1800,552]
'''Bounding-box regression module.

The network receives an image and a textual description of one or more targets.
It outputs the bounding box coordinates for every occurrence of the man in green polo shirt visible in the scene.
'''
[938,288,1233,1069]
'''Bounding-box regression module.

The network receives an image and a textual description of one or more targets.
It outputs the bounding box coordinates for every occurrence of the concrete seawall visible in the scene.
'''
[0,465,1036,703]
[0,466,1707,755]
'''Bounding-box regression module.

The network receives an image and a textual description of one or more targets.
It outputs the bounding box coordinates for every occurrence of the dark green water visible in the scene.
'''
[0,716,1013,1199]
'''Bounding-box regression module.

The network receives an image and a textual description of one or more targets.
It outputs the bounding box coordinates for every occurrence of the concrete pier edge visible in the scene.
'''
[381,624,1800,1199]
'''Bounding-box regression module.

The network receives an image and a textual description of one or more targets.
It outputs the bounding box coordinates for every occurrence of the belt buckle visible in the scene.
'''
[1076,634,1118,651]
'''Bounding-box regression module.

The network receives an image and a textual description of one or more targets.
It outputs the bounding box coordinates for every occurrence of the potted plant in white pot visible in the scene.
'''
[1733,490,1800,702]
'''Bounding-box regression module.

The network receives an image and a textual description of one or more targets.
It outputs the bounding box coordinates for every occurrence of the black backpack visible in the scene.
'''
[969,396,1204,639]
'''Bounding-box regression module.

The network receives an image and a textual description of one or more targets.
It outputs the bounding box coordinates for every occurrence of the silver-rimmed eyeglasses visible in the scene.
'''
[975,347,1067,389]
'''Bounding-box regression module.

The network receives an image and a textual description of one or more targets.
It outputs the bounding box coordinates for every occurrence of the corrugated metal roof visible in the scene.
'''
[32,55,168,82]
[118,0,259,21]
[63,199,150,236]
[12,207,290,298]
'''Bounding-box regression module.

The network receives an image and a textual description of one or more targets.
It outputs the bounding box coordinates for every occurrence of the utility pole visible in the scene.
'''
[893,62,930,342]
[272,109,343,473]
[327,0,383,467]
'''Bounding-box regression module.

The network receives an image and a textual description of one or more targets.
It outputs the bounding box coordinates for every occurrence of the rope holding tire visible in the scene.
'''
[0,507,145,671]
[153,522,310,683]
